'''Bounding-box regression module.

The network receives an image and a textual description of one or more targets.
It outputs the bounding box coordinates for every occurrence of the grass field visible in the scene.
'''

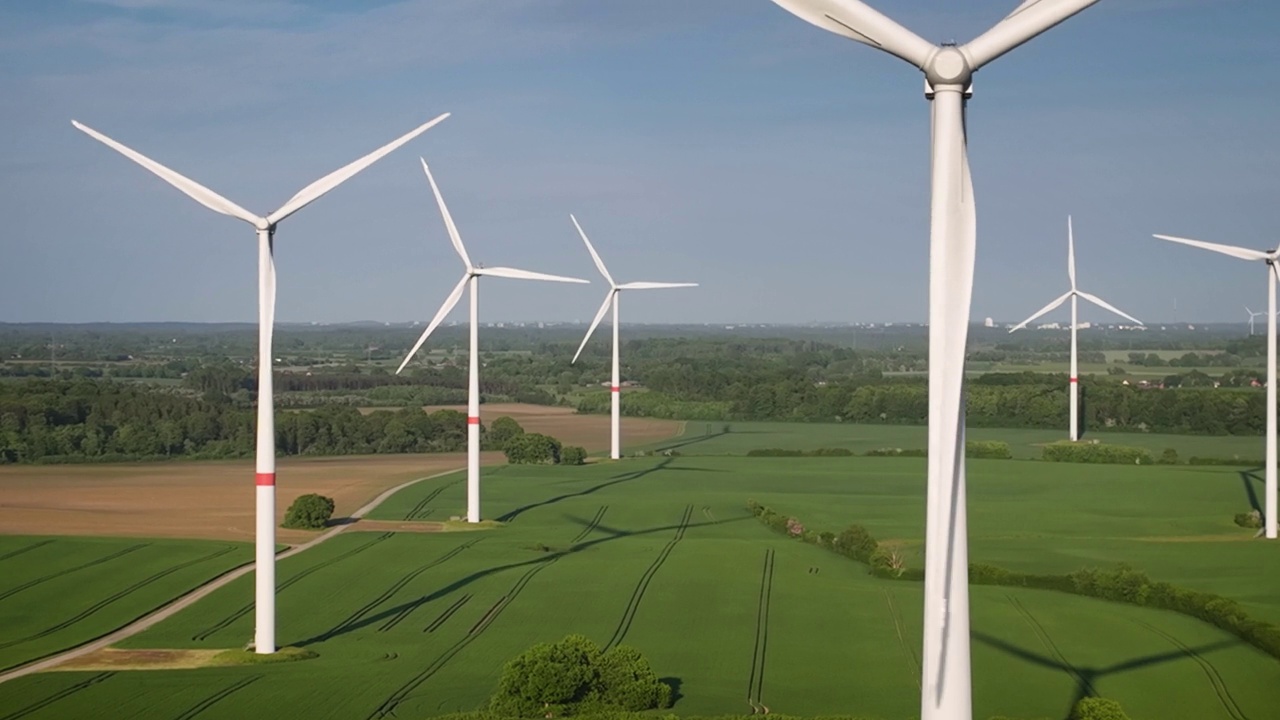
[2,452,1277,719]
[644,420,1268,462]
[0,536,251,673]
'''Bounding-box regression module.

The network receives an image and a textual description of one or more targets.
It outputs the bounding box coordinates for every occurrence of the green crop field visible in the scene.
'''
[0,536,251,672]
[2,450,1277,720]
[642,420,1268,462]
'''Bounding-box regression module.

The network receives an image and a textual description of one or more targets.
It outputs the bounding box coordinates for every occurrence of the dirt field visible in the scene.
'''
[411,403,680,452]
[0,454,481,543]
[0,407,681,543]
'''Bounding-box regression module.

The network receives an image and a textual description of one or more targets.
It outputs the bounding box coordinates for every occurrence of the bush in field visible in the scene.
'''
[1070,697,1131,720]
[1235,510,1263,529]
[1042,442,1153,465]
[1158,448,1180,465]
[965,440,1012,459]
[488,416,526,450]
[561,446,587,466]
[504,433,563,465]
[489,635,671,717]
[282,493,335,530]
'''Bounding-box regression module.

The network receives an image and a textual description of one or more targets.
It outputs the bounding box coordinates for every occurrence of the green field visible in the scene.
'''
[0,536,251,672]
[2,450,1278,720]
[643,420,1267,462]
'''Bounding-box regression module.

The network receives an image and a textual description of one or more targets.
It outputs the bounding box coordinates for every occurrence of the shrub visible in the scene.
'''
[808,447,854,456]
[561,446,588,466]
[1235,510,1263,529]
[965,440,1012,460]
[1070,697,1131,720]
[489,635,671,717]
[1189,455,1264,466]
[488,416,526,450]
[1158,448,1179,465]
[504,433,563,465]
[282,493,335,530]
[1042,442,1153,465]
[746,448,804,457]
[865,447,926,457]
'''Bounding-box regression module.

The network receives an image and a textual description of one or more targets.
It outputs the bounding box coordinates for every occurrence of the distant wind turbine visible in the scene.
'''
[763,1,1102,717]
[396,160,588,522]
[569,215,698,460]
[1009,217,1142,441]
[1154,232,1277,541]
[73,113,449,655]
[1247,306,1265,336]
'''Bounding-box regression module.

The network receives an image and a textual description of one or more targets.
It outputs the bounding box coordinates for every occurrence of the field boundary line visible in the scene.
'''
[882,589,920,689]
[0,540,56,564]
[1005,594,1095,698]
[0,543,150,602]
[1130,619,1249,720]
[604,505,693,650]
[746,548,775,714]
[0,467,463,686]
[0,671,114,720]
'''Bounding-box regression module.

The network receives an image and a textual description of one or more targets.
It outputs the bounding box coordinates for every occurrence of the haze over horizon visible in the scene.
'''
[1,0,1276,326]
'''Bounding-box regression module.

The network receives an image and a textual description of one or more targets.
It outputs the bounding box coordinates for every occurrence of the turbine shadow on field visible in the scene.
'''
[1237,468,1264,514]
[974,630,1239,718]
[293,511,746,647]
[650,423,763,454]
[497,459,673,522]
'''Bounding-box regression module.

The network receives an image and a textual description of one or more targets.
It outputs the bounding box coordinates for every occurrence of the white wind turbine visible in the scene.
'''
[1154,232,1278,541]
[73,113,449,655]
[765,2,1101,717]
[1247,306,1265,336]
[396,161,588,522]
[569,215,698,460]
[1008,217,1142,441]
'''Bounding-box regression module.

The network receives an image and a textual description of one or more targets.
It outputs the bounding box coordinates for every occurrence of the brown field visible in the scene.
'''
[0,407,681,543]
[365,402,682,453]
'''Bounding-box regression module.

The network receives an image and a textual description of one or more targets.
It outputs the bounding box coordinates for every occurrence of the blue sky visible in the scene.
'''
[1,0,1276,325]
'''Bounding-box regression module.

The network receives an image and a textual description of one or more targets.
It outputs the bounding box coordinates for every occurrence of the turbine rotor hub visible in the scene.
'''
[926,47,972,87]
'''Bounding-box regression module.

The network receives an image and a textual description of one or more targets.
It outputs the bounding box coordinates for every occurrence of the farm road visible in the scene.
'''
[0,467,463,685]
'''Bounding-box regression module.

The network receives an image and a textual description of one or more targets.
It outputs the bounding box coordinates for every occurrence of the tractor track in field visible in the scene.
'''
[172,675,262,720]
[1005,594,1096,698]
[0,467,464,686]
[0,671,114,720]
[0,547,238,654]
[1130,619,1250,720]
[882,589,920,689]
[192,532,395,642]
[403,478,463,521]
[0,544,150,603]
[421,594,472,634]
[604,505,693,650]
[368,558,562,719]
[746,548,775,715]
[319,539,483,641]
[570,506,609,544]
[0,540,56,564]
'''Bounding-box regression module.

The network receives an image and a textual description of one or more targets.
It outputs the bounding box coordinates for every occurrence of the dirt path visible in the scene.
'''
[0,467,462,685]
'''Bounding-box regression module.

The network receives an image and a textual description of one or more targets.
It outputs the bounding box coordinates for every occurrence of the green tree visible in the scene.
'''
[488,415,525,450]
[561,446,587,466]
[504,433,562,464]
[282,494,335,530]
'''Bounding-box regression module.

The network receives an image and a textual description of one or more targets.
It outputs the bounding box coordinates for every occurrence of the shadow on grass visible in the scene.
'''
[1237,467,1264,514]
[496,459,673,522]
[292,510,746,647]
[974,630,1238,718]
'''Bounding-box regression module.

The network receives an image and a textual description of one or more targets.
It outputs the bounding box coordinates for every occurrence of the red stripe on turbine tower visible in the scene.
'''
[255,473,275,486]
[611,386,620,392]
[467,416,480,425]
[1069,377,1079,383]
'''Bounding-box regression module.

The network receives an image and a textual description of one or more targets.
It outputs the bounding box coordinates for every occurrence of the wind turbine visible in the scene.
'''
[568,215,697,460]
[764,2,1102,717]
[72,112,449,655]
[1154,232,1278,541]
[1247,306,1265,336]
[1008,217,1142,441]
[396,161,588,522]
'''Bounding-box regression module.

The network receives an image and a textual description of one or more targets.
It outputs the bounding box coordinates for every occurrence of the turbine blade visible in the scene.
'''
[420,159,471,268]
[962,0,1099,70]
[1067,215,1077,291]
[267,113,449,225]
[617,281,699,290]
[1008,291,1072,333]
[1077,290,1143,326]
[769,0,935,69]
[570,214,615,286]
[572,291,616,364]
[476,267,589,283]
[72,120,260,226]
[396,274,469,375]
[1153,234,1270,262]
